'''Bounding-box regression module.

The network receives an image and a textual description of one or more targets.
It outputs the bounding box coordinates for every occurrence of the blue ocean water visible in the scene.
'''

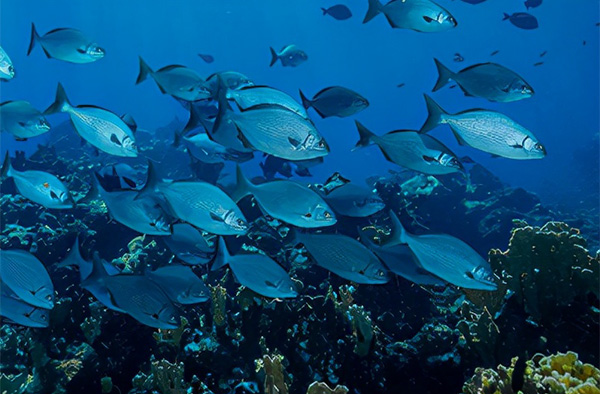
[1,1,599,394]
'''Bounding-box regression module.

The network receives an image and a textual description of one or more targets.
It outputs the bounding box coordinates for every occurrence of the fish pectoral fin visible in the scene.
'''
[422,15,435,23]
[49,190,60,200]
[123,177,137,188]
[422,155,437,163]
[15,137,28,142]
[110,134,122,146]
[265,280,277,288]
[209,211,225,222]
[288,137,302,148]
[76,48,86,54]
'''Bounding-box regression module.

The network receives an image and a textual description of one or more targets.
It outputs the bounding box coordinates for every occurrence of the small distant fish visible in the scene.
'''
[490,50,500,56]
[524,0,542,10]
[1,101,50,140]
[147,265,210,305]
[164,223,215,265]
[363,0,457,33]
[454,53,464,62]
[227,85,308,118]
[421,95,546,160]
[293,231,389,284]
[213,237,298,299]
[45,83,138,157]
[321,4,352,20]
[233,166,336,228]
[318,179,385,218]
[27,23,104,63]
[0,46,15,79]
[1,153,74,209]
[354,121,464,175]
[384,211,497,290]
[397,83,405,88]
[269,45,308,67]
[299,86,369,118]
[0,249,55,309]
[433,58,534,102]
[539,50,547,57]
[136,57,211,102]
[1,290,50,328]
[533,61,544,67]
[198,53,214,63]
[503,12,539,30]
[582,40,586,46]
[138,162,248,235]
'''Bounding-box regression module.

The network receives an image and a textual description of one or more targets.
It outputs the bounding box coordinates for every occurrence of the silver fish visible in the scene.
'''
[294,231,389,284]
[354,121,463,174]
[385,211,497,290]
[215,91,329,160]
[269,45,308,67]
[360,232,446,286]
[421,95,546,159]
[27,23,104,63]
[147,265,210,304]
[136,57,211,101]
[1,153,74,209]
[94,179,173,236]
[44,83,138,157]
[363,0,457,32]
[320,182,385,218]
[433,59,534,102]
[212,237,298,299]
[164,223,215,265]
[137,162,248,235]
[1,290,50,328]
[227,85,308,118]
[299,86,368,118]
[206,71,254,94]
[233,165,336,228]
[0,249,54,309]
[83,252,179,329]
[1,101,50,140]
[0,46,15,79]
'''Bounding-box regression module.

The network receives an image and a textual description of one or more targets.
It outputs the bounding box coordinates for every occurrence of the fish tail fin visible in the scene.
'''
[44,83,71,115]
[136,56,153,85]
[269,47,279,67]
[27,23,40,56]
[211,236,231,271]
[363,0,383,24]
[420,94,447,133]
[77,175,101,205]
[352,120,376,151]
[82,252,108,287]
[386,210,409,245]
[502,13,511,21]
[231,164,254,202]
[135,160,160,201]
[1,151,13,179]
[213,78,232,136]
[321,7,328,15]
[432,58,454,92]
[298,89,312,109]
[56,236,85,269]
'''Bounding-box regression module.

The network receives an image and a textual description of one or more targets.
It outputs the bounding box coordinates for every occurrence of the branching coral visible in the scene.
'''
[462,351,600,394]
[256,353,289,394]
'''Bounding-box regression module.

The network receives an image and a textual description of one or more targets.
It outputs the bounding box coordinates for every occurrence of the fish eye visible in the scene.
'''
[378,271,385,277]
[45,294,52,300]
[41,314,47,320]
[324,211,332,219]
[237,219,245,225]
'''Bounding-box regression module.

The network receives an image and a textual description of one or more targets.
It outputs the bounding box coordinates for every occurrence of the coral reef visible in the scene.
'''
[463,351,600,394]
